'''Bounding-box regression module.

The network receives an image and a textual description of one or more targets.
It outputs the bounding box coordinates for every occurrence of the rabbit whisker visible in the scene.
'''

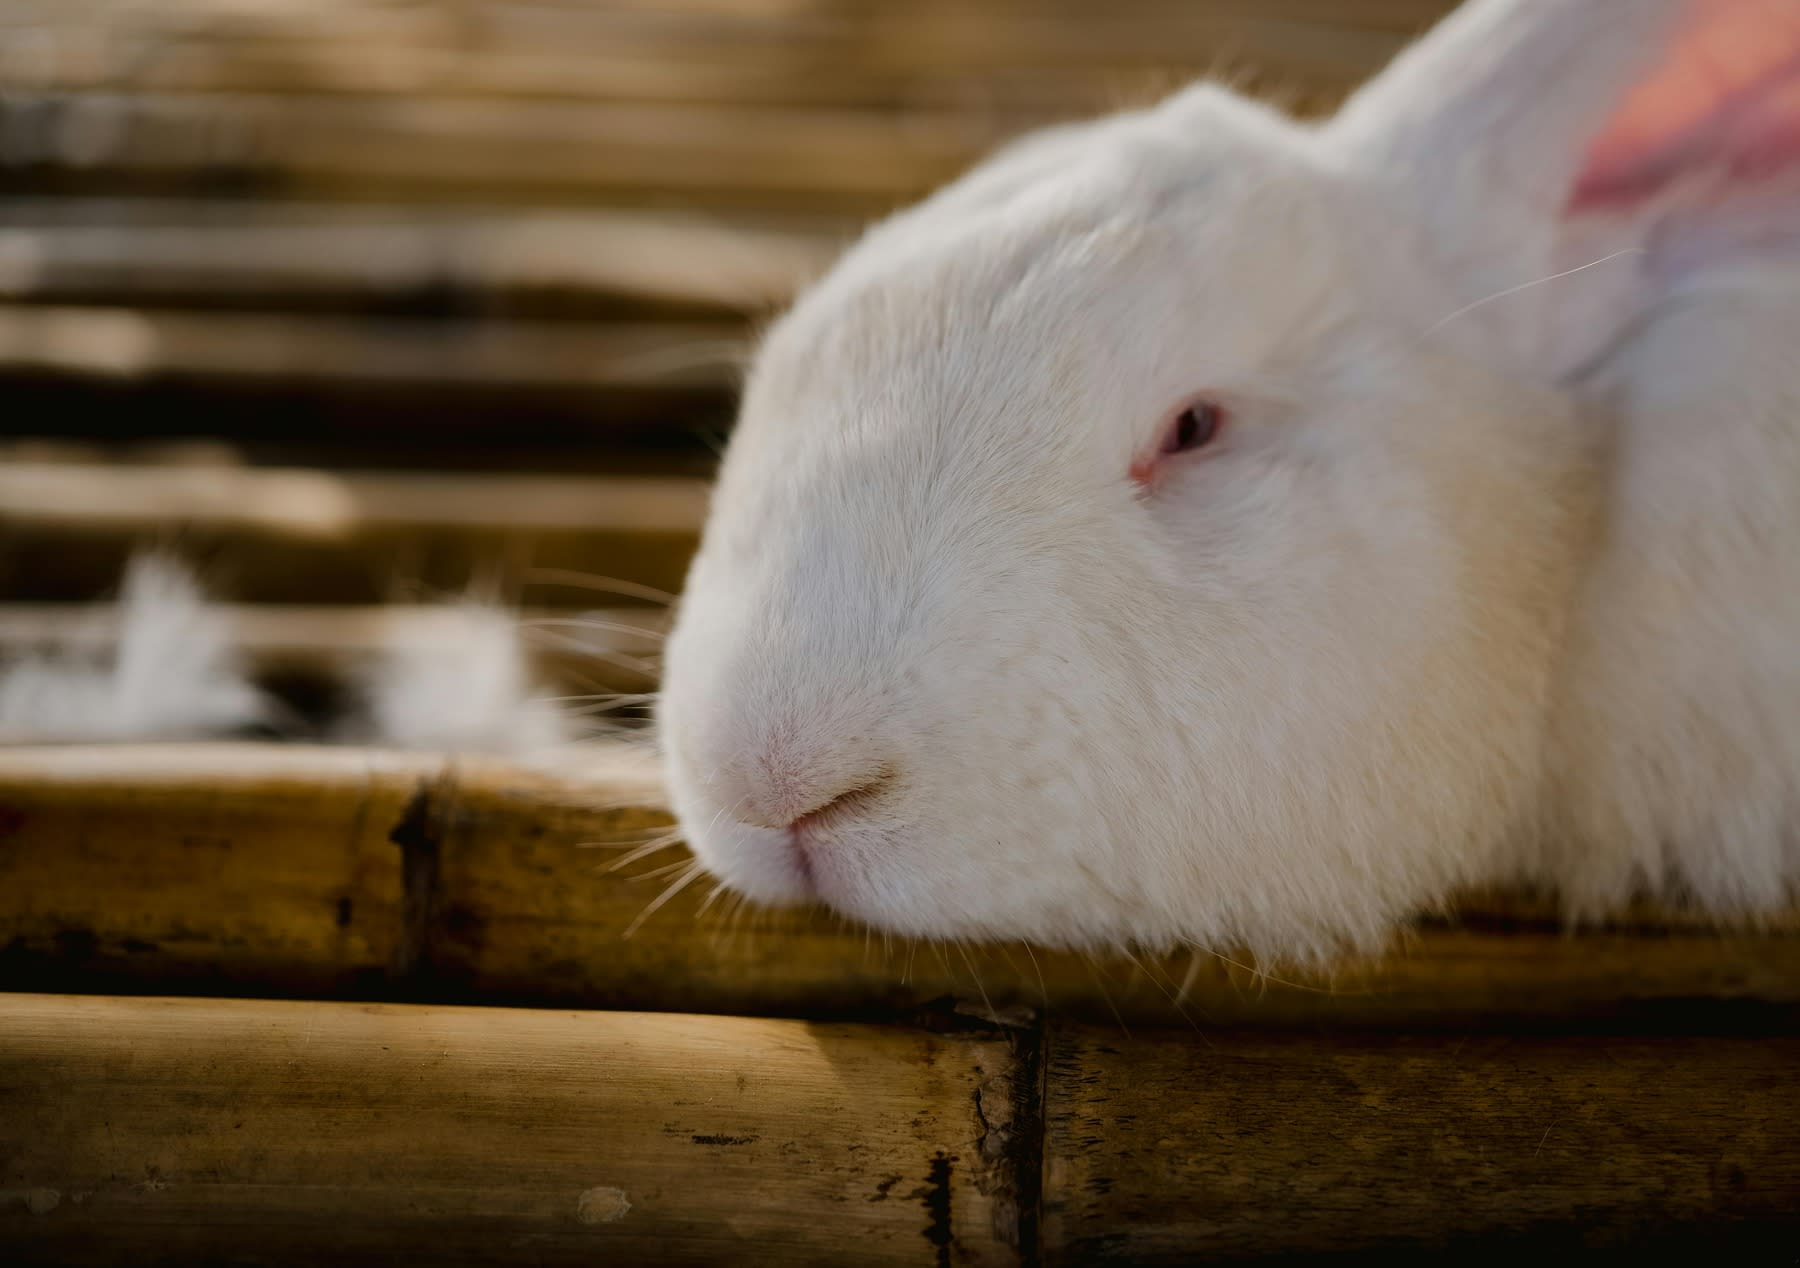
[623,859,708,938]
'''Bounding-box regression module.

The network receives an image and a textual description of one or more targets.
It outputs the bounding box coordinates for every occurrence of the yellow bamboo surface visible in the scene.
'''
[2,743,1796,1027]
[1040,1025,1800,1261]
[0,993,1027,1266]
[1,993,1796,1264]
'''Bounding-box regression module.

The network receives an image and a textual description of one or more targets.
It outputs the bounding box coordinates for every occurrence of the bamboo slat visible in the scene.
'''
[1,994,1793,1264]
[0,202,840,316]
[0,1,1465,213]
[0,0,1449,464]
[0,601,666,695]
[0,0,1445,110]
[0,462,706,601]
[1041,1027,1800,1260]
[0,461,706,537]
[0,305,744,391]
[1,743,1795,1027]
[0,91,1004,211]
[0,993,1029,1266]
[0,745,416,995]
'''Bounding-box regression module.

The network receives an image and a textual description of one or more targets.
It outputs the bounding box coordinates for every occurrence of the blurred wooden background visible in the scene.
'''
[0,0,1456,720]
[0,0,1453,602]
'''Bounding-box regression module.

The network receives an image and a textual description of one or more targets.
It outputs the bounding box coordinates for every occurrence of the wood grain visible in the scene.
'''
[0,993,1029,1266]
[1,743,1795,1027]
[1042,1026,1800,1261]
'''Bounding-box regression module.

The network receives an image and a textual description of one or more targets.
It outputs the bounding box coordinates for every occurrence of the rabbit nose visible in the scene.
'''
[783,771,895,833]
[733,752,897,833]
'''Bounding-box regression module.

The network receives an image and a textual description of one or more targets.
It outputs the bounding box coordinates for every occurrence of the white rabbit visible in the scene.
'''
[658,0,1800,962]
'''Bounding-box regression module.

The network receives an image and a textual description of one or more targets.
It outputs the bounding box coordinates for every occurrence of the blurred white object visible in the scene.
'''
[0,553,266,742]
[357,600,570,757]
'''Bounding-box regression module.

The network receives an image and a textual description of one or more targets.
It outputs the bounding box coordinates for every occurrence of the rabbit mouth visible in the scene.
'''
[694,794,903,916]
[695,818,819,904]
[710,775,899,905]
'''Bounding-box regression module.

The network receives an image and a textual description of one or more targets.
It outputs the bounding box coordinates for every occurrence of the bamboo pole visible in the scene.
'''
[0,462,708,535]
[0,0,1434,110]
[0,91,1002,211]
[0,993,1029,1266]
[1,994,1793,1263]
[0,0,1465,213]
[1040,1026,1800,1259]
[0,602,667,694]
[0,462,706,602]
[0,204,840,316]
[0,306,745,392]
[1,743,1794,1027]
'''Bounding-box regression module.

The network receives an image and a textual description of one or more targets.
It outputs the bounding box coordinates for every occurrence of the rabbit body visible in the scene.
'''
[659,0,1800,960]
[1545,258,1800,916]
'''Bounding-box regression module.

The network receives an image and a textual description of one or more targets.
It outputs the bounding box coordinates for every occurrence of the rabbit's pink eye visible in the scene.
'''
[1131,397,1226,486]
[1163,402,1221,454]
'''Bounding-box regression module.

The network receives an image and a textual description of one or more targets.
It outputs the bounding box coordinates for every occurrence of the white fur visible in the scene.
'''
[659,0,1800,961]
[0,554,266,742]
[358,602,570,756]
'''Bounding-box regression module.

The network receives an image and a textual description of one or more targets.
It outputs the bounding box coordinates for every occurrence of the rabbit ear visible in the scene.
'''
[1331,0,1800,377]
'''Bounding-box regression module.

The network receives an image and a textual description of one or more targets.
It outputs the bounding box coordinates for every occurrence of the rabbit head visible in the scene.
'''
[659,0,1800,960]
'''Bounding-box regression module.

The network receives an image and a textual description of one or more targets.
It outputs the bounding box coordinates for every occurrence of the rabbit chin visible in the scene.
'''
[661,748,947,933]
[677,816,815,906]
[675,809,927,927]
[660,719,1154,948]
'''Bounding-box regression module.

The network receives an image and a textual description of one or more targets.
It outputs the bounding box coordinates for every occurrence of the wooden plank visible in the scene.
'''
[0,379,733,469]
[1042,1027,1800,1260]
[0,744,647,996]
[0,2,1445,209]
[1,743,1796,1026]
[0,91,1003,210]
[0,462,707,534]
[0,993,1030,1266]
[0,601,667,694]
[0,0,1446,110]
[0,745,416,995]
[0,305,745,391]
[0,202,840,316]
[2,994,1795,1264]
[0,462,706,601]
